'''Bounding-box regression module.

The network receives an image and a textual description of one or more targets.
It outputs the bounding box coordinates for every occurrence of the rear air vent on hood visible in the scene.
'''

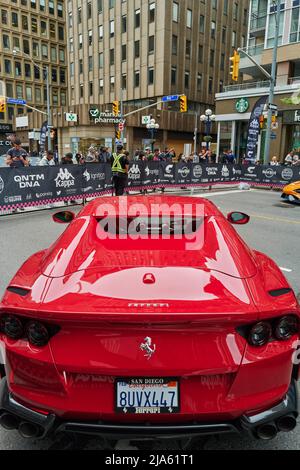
[269,288,292,297]
[7,286,31,297]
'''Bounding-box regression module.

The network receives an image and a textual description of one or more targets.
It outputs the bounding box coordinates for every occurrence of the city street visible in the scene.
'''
[0,187,299,450]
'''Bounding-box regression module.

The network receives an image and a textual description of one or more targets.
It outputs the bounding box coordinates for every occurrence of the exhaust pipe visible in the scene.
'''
[256,423,278,440]
[18,421,42,439]
[0,413,19,430]
[276,415,297,432]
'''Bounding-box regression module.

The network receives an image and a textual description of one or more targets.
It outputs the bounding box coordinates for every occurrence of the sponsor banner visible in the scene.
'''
[176,162,192,185]
[159,162,176,186]
[39,121,48,154]
[0,163,299,211]
[127,162,144,188]
[246,96,268,163]
[82,163,112,194]
[143,162,160,186]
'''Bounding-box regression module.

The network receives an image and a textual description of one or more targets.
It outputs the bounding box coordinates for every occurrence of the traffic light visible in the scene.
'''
[180,95,187,113]
[230,50,240,82]
[112,101,120,116]
[0,96,6,113]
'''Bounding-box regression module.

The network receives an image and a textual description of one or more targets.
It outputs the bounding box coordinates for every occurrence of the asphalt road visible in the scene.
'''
[0,188,299,450]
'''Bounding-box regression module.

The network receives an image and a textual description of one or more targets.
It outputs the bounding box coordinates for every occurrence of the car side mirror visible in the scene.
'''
[52,211,75,224]
[227,212,250,225]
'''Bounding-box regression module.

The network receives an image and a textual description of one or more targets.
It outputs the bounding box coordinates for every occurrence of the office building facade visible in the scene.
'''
[215,0,300,162]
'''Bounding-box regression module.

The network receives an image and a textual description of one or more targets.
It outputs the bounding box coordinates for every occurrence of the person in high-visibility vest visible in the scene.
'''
[111,145,129,196]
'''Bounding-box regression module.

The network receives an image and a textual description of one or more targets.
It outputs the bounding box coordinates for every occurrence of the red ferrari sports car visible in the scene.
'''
[0,196,299,443]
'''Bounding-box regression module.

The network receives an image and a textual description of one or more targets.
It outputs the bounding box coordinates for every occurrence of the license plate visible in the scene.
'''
[116,377,180,414]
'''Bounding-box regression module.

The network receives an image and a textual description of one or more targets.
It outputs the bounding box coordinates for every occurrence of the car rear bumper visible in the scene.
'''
[0,378,298,440]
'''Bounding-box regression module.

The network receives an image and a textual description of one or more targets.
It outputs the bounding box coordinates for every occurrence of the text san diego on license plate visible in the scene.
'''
[116,378,180,414]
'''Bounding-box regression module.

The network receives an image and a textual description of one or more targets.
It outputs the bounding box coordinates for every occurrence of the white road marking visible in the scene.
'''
[280,267,293,273]
[190,189,247,198]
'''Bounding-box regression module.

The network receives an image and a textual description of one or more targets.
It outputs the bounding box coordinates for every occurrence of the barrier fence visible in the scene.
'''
[0,162,299,212]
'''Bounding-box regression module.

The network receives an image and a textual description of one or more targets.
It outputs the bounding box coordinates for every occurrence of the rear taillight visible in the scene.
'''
[0,314,59,347]
[249,322,272,347]
[274,315,299,341]
[238,315,299,347]
[26,321,50,347]
[2,315,24,340]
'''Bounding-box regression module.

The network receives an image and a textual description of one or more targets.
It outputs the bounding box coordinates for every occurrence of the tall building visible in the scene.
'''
[61,0,249,156]
[215,0,300,161]
[0,0,67,153]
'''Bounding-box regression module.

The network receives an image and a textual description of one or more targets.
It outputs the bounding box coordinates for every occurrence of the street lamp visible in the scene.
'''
[12,49,52,152]
[146,118,160,152]
[200,109,216,150]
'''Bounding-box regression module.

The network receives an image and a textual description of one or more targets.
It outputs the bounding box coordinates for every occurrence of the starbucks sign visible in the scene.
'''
[236,98,249,113]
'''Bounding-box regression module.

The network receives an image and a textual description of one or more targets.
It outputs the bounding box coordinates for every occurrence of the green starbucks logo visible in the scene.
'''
[236,98,249,113]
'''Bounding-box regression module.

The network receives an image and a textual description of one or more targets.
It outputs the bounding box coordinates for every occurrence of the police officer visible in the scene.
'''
[111,145,129,196]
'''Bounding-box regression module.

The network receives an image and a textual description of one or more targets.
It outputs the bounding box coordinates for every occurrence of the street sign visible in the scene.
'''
[270,132,277,139]
[7,98,26,105]
[142,116,151,125]
[271,121,279,130]
[115,139,123,146]
[118,122,124,131]
[162,95,179,102]
[65,112,78,122]
[269,104,278,111]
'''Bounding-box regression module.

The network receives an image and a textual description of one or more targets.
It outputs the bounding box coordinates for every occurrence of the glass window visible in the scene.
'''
[173,2,179,22]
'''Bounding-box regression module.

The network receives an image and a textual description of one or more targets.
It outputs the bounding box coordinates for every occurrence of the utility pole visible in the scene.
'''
[264,0,281,164]
[193,112,198,156]
[46,66,52,151]
[120,88,124,143]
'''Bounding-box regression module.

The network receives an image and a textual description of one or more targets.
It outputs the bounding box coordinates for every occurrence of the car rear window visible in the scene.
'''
[97,216,204,236]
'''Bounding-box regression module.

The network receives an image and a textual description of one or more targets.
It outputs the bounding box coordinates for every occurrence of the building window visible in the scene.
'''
[122,44,126,61]
[148,36,155,54]
[135,9,140,28]
[99,52,104,68]
[172,35,178,55]
[187,9,192,28]
[184,71,189,88]
[122,15,127,33]
[185,39,191,58]
[87,2,92,19]
[11,12,19,27]
[148,67,154,85]
[49,0,54,15]
[110,49,114,65]
[134,71,140,87]
[110,76,115,93]
[26,85,32,101]
[171,67,177,85]
[173,2,179,22]
[15,62,22,77]
[149,3,155,22]
[197,74,202,92]
[110,20,114,37]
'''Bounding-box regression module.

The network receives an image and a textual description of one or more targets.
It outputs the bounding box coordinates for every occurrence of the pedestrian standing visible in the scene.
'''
[5,138,29,168]
[39,150,56,166]
[111,145,129,196]
[270,156,279,166]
